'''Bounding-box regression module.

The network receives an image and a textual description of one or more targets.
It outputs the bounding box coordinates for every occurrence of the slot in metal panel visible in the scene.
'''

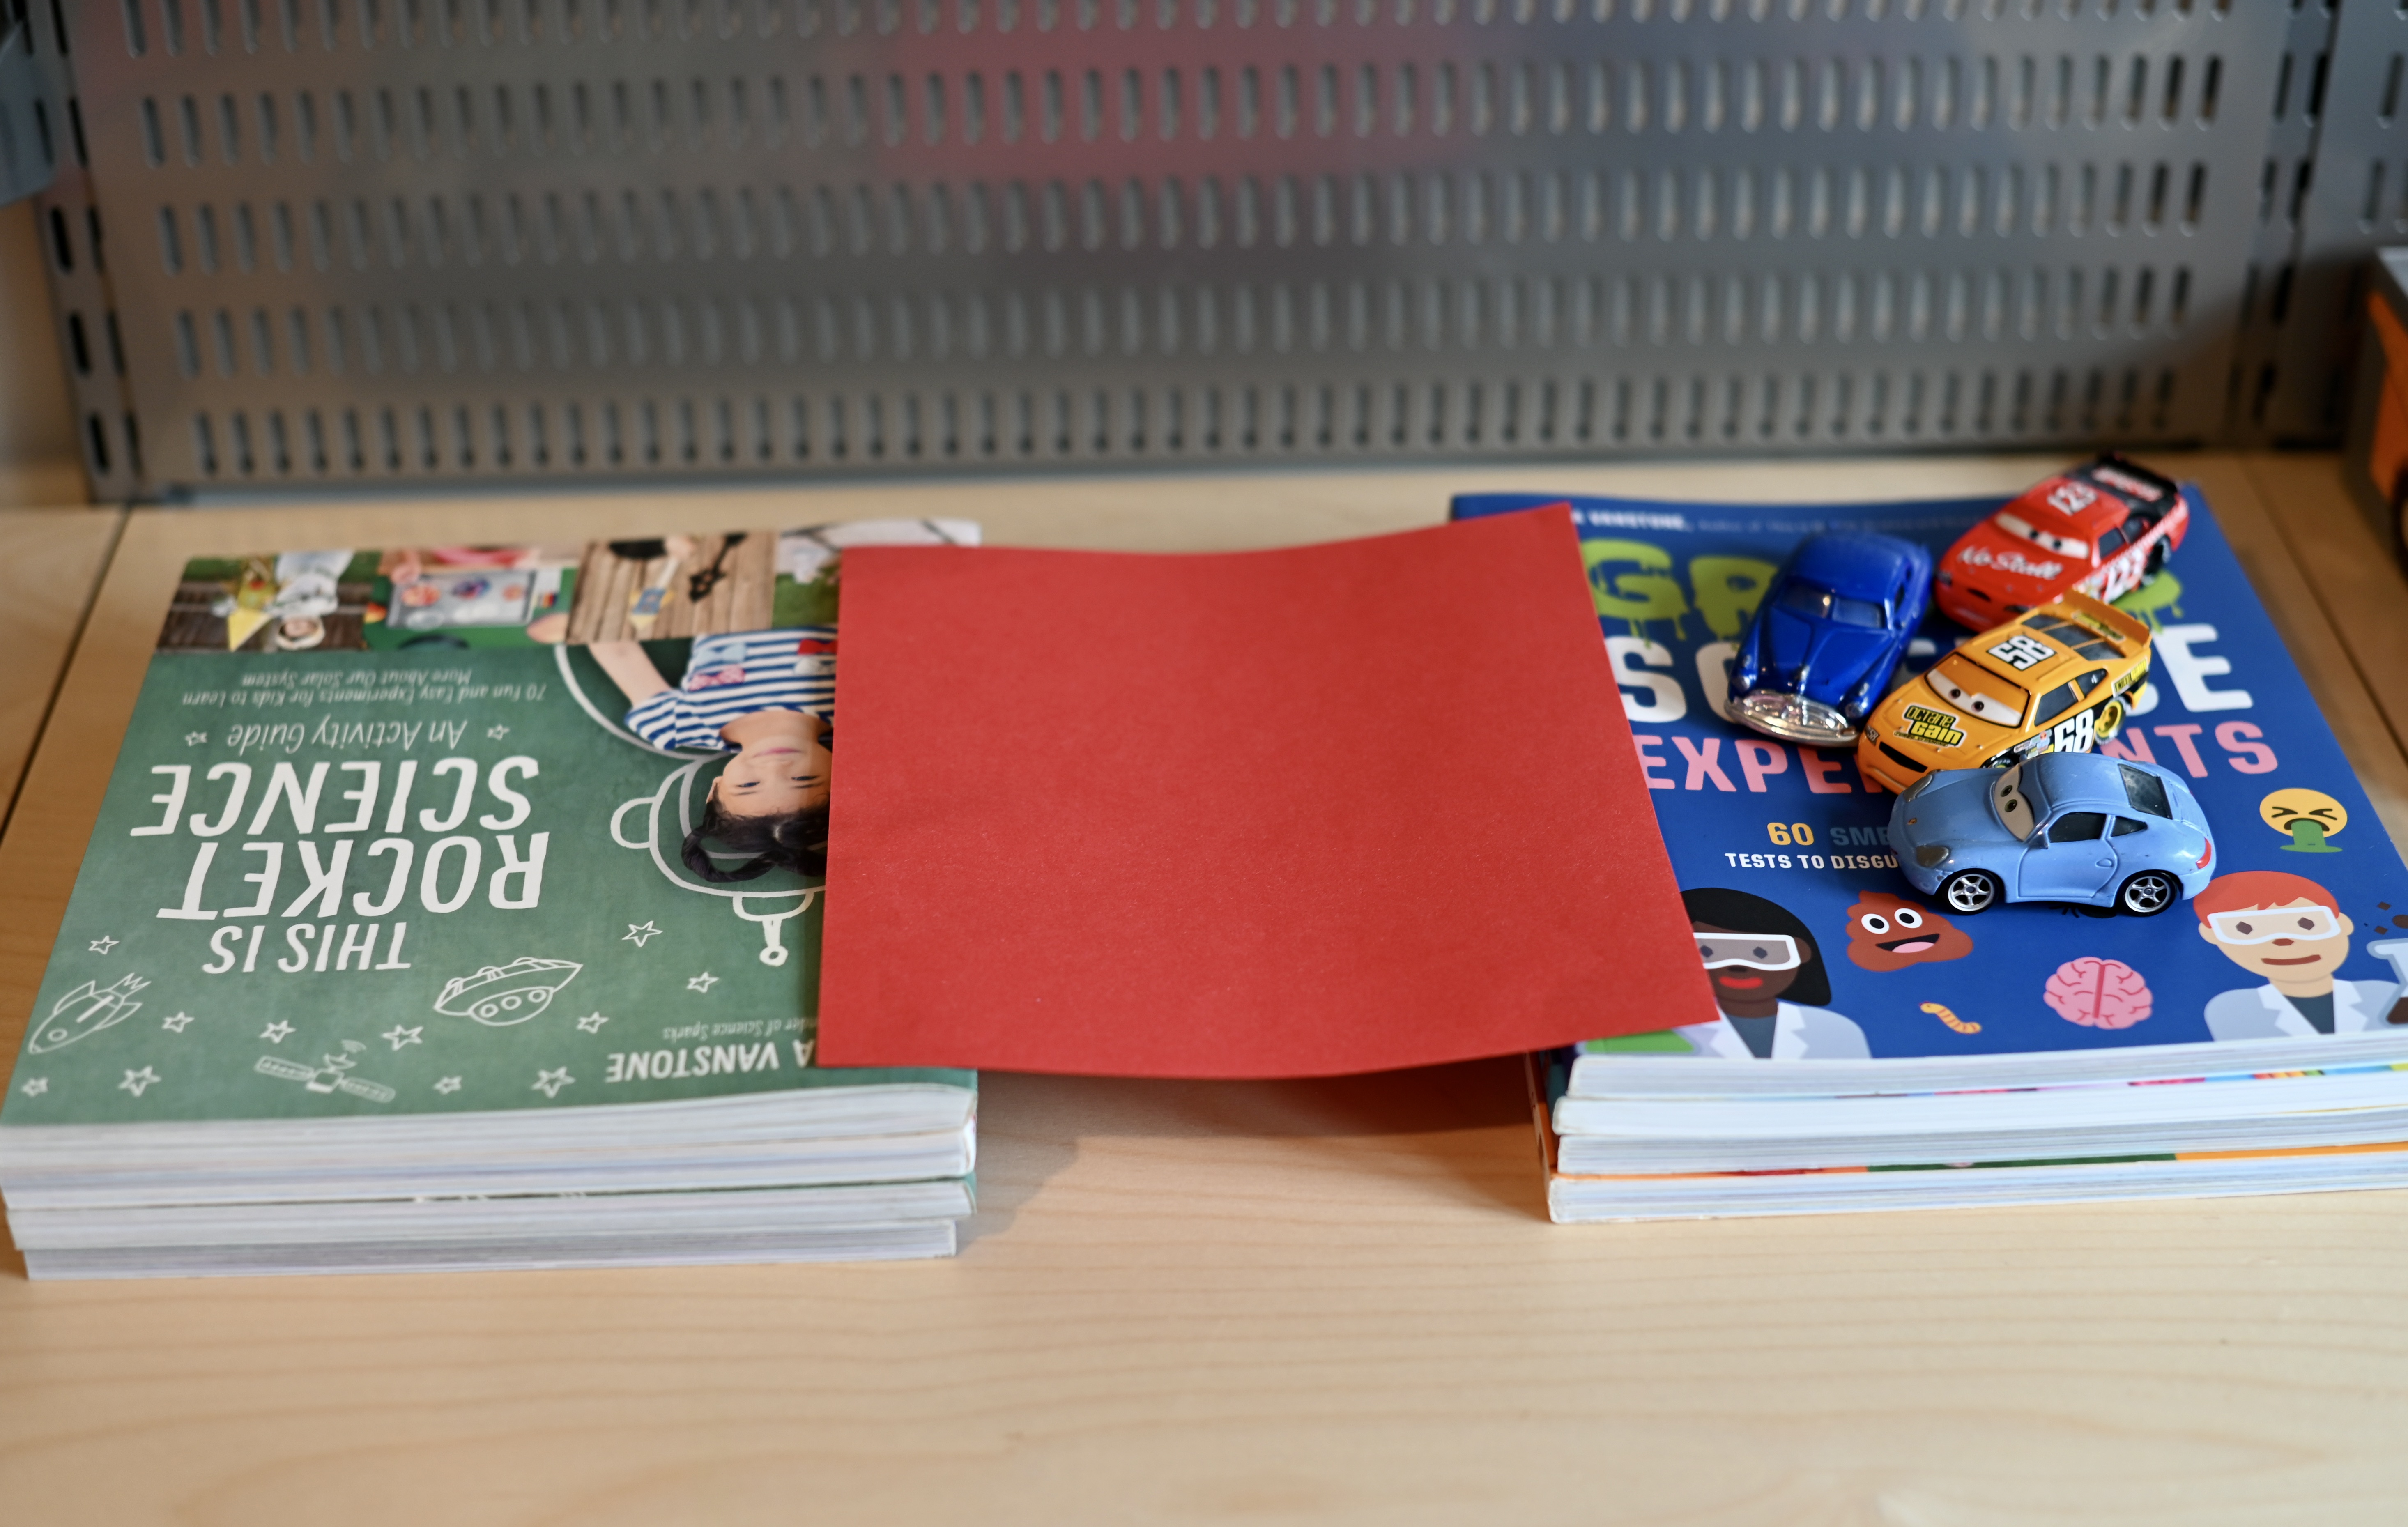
[38,0,2290,495]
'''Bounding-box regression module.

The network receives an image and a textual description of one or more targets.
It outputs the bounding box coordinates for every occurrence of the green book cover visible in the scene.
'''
[3,522,976,1129]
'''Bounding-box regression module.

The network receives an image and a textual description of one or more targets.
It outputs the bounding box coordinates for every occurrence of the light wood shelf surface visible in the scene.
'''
[0,509,120,824]
[1,455,2405,1527]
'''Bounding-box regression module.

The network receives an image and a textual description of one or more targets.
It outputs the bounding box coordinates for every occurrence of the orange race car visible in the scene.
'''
[1856,591,2153,795]
[1932,454,2187,630]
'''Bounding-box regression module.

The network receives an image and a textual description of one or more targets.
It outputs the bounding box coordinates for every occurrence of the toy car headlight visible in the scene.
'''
[1902,773,1934,801]
[1914,844,1953,869]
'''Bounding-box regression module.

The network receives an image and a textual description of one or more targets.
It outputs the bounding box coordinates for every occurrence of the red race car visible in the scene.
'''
[1932,454,2187,630]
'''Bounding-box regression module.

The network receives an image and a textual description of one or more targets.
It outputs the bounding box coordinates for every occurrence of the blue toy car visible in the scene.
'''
[1888,752,2215,916]
[1728,532,1933,747]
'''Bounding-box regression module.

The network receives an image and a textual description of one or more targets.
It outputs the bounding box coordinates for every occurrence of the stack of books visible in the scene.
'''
[0,520,981,1276]
[1537,1019,2408,1220]
[1449,484,2408,1221]
[12,476,2405,1267]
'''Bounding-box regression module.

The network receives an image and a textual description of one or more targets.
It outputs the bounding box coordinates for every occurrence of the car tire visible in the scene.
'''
[2116,870,2180,917]
[2095,698,2125,741]
[1938,869,2002,915]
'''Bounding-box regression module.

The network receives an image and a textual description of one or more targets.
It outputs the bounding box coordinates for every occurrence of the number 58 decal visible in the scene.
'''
[1986,632,2055,670]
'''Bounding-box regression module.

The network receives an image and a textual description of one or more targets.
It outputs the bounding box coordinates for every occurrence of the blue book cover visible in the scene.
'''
[1454,482,2408,1092]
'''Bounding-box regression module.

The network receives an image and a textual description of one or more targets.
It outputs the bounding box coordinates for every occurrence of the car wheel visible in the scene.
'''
[2095,698,2125,741]
[2117,870,2180,917]
[1939,869,2002,915]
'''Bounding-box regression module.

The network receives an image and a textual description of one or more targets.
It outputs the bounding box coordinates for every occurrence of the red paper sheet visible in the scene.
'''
[816,506,1715,1077]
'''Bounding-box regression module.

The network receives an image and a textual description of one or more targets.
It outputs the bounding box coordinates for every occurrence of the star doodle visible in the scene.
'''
[486,724,511,739]
[161,1011,196,1033]
[87,936,118,955]
[623,921,661,948]
[260,1021,295,1043]
[686,971,719,994]
[18,1077,47,1098]
[575,1012,610,1033]
[433,1076,463,1094]
[531,1067,574,1099]
[119,1066,160,1098]
[382,1024,425,1051]
[184,731,208,746]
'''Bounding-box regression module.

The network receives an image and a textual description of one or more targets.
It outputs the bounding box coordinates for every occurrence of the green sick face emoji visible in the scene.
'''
[2261,788,2346,854]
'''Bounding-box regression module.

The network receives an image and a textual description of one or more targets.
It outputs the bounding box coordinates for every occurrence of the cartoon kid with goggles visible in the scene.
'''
[2196,871,2407,1039]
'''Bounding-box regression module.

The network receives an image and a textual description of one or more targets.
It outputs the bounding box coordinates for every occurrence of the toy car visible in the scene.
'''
[1932,454,2187,630]
[1726,532,1933,747]
[1856,591,2151,794]
[1888,751,2214,915]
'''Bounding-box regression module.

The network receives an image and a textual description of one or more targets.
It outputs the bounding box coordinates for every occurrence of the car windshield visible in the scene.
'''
[1989,763,2040,841]
[1776,580,1887,628]
[1925,654,2028,727]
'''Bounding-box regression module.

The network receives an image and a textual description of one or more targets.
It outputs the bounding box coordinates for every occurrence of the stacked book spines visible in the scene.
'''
[0,520,984,1276]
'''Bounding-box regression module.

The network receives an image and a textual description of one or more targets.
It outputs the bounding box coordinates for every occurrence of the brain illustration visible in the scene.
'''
[2044,957,2153,1030]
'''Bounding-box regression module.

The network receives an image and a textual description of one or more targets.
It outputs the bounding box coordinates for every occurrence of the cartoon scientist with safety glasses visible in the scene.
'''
[2196,870,2408,1040]
[1668,887,1872,1060]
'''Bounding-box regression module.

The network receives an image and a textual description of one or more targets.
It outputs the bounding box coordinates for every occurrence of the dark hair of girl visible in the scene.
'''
[1680,886,1831,1006]
[679,723,832,882]
[681,799,829,882]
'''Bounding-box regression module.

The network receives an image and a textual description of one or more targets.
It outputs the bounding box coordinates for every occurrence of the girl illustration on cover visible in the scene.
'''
[589,627,835,883]
[1672,887,1870,1060]
[577,520,975,889]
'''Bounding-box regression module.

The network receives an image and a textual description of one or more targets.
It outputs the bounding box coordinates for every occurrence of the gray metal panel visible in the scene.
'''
[18,0,145,501]
[47,0,2287,495]
[0,6,61,205]
[2216,0,2332,444]
[2258,0,2408,444]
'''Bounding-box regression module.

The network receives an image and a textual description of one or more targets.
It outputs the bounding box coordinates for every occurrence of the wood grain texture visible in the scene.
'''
[0,509,119,821]
[2241,452,2408,769]
[2,457,2406,1527]
[566,532,774,642]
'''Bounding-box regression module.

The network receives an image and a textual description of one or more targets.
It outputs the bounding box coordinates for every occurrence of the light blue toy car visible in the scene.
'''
[1887,751,2215,916]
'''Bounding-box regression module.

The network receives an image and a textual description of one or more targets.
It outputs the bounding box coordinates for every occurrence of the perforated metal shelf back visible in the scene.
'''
[56,0,2285,494]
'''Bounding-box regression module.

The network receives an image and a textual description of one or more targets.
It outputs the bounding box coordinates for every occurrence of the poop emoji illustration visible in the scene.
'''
[1842,891,1975,972]
[2261,788,2346,853]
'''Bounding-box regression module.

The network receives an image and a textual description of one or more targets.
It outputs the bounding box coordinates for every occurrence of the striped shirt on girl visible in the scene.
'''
[623,627,835,752]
